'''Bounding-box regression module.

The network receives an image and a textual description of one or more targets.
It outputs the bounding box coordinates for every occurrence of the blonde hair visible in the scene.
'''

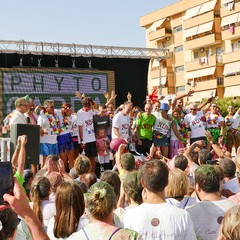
[30,177,51,223]
[87,181,116,221]
[218,205,240,240]
[74,155,92,175]
[165,168,189,198]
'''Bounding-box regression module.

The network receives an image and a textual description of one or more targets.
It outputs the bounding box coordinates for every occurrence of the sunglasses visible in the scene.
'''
[48,106,55,109]
[191,109,197,111]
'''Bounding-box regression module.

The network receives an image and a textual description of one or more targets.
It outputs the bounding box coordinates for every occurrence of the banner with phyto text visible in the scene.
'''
[0,68,115,120]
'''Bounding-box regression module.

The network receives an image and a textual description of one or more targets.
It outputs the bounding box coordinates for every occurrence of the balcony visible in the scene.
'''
[185,33,221,50]
[221,1,240,18]
[222,49,240,63]
[222,25,240,40]
[150,67,167,79]
[194,79,217,90]
[184,11,214,30]
[149,28,172,41]
[223,75,240,87]
[185,55,217,72]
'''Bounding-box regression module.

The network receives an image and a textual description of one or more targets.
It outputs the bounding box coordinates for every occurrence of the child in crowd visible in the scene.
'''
[96,127,111,174]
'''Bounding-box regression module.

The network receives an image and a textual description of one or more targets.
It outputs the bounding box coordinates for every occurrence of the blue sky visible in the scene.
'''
[1,0,177,48]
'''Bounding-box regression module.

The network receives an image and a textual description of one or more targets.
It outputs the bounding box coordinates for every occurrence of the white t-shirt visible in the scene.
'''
[111,112,130,140]
[153,114,171,137]
[9,110,27,125]
[37,112,58,144]
[186,199,237,240]
[205,112,224,129]
[184,111,205,138]
[76,109,96,143]
[222,177,240,194]
[166,197,197,209]
[230,112,240,129]
[123,203,196,240]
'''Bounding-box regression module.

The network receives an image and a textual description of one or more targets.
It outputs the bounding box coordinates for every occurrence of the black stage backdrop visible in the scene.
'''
[0,53,149,109]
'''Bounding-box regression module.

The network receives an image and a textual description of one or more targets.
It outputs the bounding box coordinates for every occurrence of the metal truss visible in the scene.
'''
[0,40,169,60]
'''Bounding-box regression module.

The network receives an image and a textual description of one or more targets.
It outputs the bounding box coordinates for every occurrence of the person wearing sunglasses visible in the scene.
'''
[184,102,209,145]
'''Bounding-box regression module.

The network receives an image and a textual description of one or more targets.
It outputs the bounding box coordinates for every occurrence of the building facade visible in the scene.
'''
[141,0,240,102]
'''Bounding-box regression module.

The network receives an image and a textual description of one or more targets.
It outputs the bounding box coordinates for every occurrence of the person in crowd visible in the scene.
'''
[74,154,92,182]
[170,108,189,159]
[47,181,87,239]
[111,101,133,143]
[55,103,75,170]
[184,100,211,145]
[122,170,143,209]
[205,103,224,151]
[174,154,188,172]
[24,98,38,124]
[115,143,136,180]
[77,97,97,173]
[95,127,111,175]
[29,176,55,229]
[9,97,28,125]
[2,178,50,240]
[46,171,63,201]
[186,165,237,240]
[100,170,121,202]
[135,103,155,156]
[93,104,110,133]
[224,105,240,153]
[217,205,240,240]
[183,139,210,186]
[219,158,240,194]
[170,89,194,118]
[69,181,141,240]
[0,207,20,239]
[35,154,73,182]
[37,100,60,167]
[165,168,196,209]
[123,159,196,240]
[152,102,171,158]
[23,169,34,198]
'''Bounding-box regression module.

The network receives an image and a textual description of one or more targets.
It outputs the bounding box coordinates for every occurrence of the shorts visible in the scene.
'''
[152,135,170,147]
[40,143,59,156]
[57,133,74,153]
[85,141,97,157]
[190,136,206,145]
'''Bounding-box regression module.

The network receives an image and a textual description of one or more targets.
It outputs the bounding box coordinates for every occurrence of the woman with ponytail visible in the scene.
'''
[29,176,55,229]
[69,181,142,240]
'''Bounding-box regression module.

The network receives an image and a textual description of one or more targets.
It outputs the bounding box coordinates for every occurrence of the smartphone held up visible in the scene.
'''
[0,162,14,205]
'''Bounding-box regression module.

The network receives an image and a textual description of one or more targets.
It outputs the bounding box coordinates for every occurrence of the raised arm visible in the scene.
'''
[172,89,194,109]
[3,179,50,240]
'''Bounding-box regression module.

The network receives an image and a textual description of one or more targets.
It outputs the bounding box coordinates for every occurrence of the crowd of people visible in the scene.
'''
[1,89,240,240]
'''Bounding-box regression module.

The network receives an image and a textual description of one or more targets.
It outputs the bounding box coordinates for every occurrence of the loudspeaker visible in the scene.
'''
[10,124,40,164]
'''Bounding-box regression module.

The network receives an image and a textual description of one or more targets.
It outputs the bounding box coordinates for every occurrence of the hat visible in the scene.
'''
[23,95,30,101]
[160,102,169,111]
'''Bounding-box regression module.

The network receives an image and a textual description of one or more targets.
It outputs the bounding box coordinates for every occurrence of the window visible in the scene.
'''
[176,86,185,92]
[193,52,199,59]
[175,65,184,72]
[232,40,240,52]
[162,42,167,48]
[174,45,183,52]
[173,25,183,33]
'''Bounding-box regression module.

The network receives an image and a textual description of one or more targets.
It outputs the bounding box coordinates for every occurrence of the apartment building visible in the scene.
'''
[140,0,240,102]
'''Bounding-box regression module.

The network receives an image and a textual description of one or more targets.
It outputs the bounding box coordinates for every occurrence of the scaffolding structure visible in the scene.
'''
[0,40,169,60]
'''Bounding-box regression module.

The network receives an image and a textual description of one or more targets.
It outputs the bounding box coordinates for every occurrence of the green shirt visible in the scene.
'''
[136,113,155,140]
